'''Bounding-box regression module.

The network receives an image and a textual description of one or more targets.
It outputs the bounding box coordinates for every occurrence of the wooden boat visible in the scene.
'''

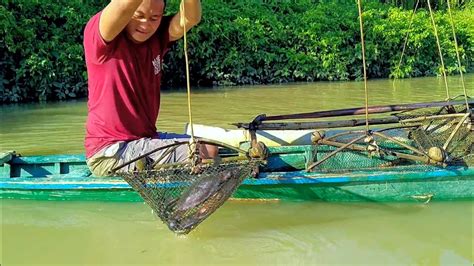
[1,148,473,203]
[2,100,473,203]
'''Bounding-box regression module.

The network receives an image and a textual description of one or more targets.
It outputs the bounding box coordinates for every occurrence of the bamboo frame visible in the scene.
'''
[306,125,453,172]
[249,100,471,123]
[324,125,420,142]
[442,113,471,150]
[372,131,426,157]
[316,139,446,167]
[307,135,367,171]
[235,117,401,131]
[400,113,469,123]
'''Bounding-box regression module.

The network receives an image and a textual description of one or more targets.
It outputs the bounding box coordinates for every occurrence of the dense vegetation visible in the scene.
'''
[1,0,473,103]
[380,0,468,10]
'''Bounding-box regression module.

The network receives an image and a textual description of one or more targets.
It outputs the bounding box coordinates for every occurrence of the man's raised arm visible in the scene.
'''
[100,0,143,42]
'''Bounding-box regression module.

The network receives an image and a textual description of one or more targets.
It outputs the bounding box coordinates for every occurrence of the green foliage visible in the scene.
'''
[163,0,473,87]
[0,0,108,102]
[380,0,469,10]
[1,0,473,102]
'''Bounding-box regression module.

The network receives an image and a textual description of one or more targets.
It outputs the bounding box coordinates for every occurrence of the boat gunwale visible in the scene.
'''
[2,165,473,190]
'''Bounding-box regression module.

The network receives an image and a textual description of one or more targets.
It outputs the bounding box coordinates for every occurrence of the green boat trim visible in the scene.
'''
[3,165,473,188]
[2,127,473,204]
[2,172,473,202]
[1,149,473,202]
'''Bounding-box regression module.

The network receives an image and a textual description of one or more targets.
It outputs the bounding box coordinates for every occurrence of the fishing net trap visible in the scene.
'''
[117,140,263,234]
[238,100,473,173]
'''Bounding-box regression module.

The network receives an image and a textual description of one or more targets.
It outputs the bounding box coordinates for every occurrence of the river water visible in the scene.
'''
[1,75,473,265]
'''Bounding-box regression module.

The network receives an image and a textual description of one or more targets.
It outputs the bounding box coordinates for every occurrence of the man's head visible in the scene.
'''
[125,0,166,43]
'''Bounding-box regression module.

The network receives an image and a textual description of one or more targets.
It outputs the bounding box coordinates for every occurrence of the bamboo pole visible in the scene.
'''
[400,113,469,123]
[442,113,470,150]
[317,139,446,167]
[234,117,404,130]
[307,135,367,171]
[372,131,426,156]
[247,100,472,123]
[325,125,419,141]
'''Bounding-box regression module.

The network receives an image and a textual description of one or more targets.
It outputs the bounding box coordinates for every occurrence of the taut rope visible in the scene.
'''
[395,0,420,76]
[356,0,370,133]
[446,0,470,112]
[427,0,450,101]
[395,0,469,111]
[179,1,197,153]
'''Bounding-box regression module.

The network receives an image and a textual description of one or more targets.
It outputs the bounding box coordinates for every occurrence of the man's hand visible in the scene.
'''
[168,0,202,41]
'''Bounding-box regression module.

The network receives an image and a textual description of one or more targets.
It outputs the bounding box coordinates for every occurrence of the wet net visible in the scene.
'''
[399,109,473,165]
[309,103,473,172]
[120,159,259,234]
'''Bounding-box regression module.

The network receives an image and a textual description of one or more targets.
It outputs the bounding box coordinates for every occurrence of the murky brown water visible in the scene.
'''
[1,74,472,155]
[1,75,473,265]
[1,200,472,265]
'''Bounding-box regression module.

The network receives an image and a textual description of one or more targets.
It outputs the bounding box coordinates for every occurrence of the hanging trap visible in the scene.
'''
[118,140,263,234]
[306,102,473,172]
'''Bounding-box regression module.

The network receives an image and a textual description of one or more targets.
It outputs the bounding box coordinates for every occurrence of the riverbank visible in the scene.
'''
[1,1,473,103]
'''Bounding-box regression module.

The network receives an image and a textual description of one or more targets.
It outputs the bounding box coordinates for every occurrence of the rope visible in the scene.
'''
[427,0,450,101]
[179,1,197,151]
[114,3,197,172]
[446,1,470,112]
[394,0,420,78]
[356,0,370,133]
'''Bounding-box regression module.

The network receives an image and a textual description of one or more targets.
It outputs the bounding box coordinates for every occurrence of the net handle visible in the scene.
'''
[111,141,190,173]
[111,138,249,173]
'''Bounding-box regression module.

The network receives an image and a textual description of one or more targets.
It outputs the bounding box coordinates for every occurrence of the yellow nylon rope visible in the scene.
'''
[446,0,470,112]
[357,0,370,133]
[427,0,450,100]
[179,1,195,141]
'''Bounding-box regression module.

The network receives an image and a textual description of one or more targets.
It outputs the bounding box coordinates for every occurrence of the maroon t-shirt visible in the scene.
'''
[83,12,173,158]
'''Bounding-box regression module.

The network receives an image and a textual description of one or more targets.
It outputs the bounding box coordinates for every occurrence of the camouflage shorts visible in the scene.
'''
[87,133,190,177]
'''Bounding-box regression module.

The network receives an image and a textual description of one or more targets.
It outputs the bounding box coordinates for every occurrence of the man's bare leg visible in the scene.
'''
[199,144,219,159]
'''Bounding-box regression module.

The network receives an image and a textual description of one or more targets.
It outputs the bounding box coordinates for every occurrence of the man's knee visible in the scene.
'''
[199,144,218,159]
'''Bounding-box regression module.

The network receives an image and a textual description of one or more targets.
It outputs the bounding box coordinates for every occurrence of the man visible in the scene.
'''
[84,0,215,176]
